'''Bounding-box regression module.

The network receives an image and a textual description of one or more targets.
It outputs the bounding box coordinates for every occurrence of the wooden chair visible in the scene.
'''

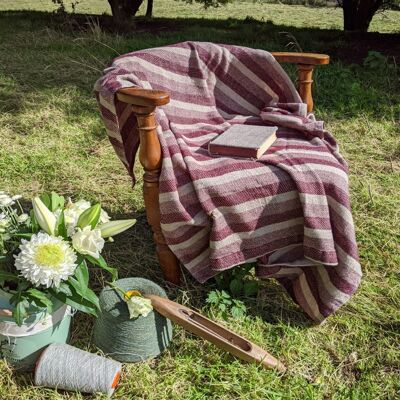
[116,52,330,285]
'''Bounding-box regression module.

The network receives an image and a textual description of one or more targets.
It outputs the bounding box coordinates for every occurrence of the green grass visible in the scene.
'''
[0,1,399,399]
[1,0,400,32]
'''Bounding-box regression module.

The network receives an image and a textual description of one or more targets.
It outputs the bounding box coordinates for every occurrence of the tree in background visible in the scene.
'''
[107,0,143,24]
[186,0,399,33]
[107,0,155,22]
[337,0,398,32]
[53,0,154,24]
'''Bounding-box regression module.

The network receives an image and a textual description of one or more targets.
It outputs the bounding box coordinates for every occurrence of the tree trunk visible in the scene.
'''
[146,0,153,18]
[342,0,383,32]
[107,0,144,25]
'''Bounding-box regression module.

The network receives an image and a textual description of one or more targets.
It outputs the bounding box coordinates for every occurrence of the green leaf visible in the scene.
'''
[206,290,219,305]
[49,288,98,317]
[85,254,118,281]
[11,233,33,239]
[229,278,243,296]
[231,305,245,319]
[222,298,232,306]
[39,193,51,208]
[0,270,19,281]
[243,281,259,297]
[74,260,89,287]
[49,192,60,212]
[26,288,53,309]
[221,290,230,299]
[56,211,68,239]
[68,273,100,311]
[13,301,27,326]
[57,282,72,297]
[29,209,39,232]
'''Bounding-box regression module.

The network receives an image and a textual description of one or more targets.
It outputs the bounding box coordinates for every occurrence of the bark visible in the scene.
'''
[146,0,154,17]
[341,0,384,32]
[107,0,144,25]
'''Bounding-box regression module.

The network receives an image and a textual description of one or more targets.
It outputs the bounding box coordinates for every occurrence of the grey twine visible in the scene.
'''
[93,277,173,363]
[35,343,121,397]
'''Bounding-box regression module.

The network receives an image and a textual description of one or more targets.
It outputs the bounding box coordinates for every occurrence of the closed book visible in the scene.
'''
[208,125,277,159]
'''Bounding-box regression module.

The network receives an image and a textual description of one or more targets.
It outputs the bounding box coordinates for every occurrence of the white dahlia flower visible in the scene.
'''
[72,226,105,259]
[14,232,78,288]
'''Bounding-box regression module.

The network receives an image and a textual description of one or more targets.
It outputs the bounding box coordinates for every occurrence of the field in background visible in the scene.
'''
[1,0,400,33]
[0,1,399,399]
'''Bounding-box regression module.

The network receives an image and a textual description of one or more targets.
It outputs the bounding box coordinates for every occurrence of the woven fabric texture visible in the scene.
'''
[94,41,361,322]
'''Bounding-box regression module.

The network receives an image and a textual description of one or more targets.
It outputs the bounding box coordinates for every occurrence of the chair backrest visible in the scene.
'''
[109,41,302,122]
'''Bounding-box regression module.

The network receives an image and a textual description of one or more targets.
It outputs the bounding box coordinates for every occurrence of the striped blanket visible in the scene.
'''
[95,41,361,321]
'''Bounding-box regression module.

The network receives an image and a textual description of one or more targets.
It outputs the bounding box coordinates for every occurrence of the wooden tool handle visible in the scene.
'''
[147,295,286,372]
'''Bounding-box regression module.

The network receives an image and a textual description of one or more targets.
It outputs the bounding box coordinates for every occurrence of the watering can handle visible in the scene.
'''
[0,308,13,317]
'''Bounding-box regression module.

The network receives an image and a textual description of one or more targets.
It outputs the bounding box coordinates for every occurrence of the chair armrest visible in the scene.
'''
[271,52,329,112]
[117,87,170,107]
[271,52,329,65]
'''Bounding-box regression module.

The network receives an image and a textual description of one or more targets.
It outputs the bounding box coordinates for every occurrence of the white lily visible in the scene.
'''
[32,196,57,235]
[99,219,136,238]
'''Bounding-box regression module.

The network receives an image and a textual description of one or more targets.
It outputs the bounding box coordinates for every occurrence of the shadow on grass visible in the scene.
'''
[0,9,399,125]
[0,11,398,329]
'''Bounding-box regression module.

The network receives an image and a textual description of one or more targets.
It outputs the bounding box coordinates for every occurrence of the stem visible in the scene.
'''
[106,281,126,297]
[16,200,24,216]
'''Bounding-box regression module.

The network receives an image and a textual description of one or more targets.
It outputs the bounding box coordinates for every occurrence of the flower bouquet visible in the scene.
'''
[0,191,135,325]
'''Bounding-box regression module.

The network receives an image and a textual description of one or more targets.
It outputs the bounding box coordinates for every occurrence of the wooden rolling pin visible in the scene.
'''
[146,295,286,372]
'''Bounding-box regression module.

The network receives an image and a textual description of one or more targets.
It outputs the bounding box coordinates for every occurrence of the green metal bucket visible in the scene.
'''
[0,289,72,370]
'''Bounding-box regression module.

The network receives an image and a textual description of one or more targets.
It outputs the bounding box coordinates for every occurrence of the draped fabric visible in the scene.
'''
[95,41,361,321]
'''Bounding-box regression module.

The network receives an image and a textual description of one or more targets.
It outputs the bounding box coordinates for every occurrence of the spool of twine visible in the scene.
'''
[94,277,173,362]
[35,343,121,397]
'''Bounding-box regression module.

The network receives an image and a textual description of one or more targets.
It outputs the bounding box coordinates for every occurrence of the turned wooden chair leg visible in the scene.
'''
[297,64,315,113]
[133,104,181,284]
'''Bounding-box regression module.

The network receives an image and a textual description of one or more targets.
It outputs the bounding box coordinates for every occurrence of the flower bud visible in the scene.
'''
[32,197,57,235]
[100,219,136,238]
[77,203,101,230]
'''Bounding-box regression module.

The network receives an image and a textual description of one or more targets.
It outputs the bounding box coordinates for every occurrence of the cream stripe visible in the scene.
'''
[161,210,208,232]
[298,273,324,321]
[304,227,334,240]
[125,57,207,86]
[298,193,328,206]
[159,166,282,201]
[170,122,230,131]
[336,246,362,275]
[185,247,211,270]
[161,191,299,233]
[285,163,348,182]
[327,196,355,227]
[168,227,210,251]
[163,45,279,101]
[169,99,217,113]
[315,266,351,304]
[99,95,116,114]
[209,217,304,249]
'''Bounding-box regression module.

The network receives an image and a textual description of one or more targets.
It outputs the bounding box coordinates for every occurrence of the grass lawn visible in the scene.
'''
[0,1,399,399]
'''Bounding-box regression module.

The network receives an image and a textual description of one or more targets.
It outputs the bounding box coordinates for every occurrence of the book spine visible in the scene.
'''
[208,143,258,159]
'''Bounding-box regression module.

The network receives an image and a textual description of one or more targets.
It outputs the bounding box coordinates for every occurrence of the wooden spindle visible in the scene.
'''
[132,104,181,284]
